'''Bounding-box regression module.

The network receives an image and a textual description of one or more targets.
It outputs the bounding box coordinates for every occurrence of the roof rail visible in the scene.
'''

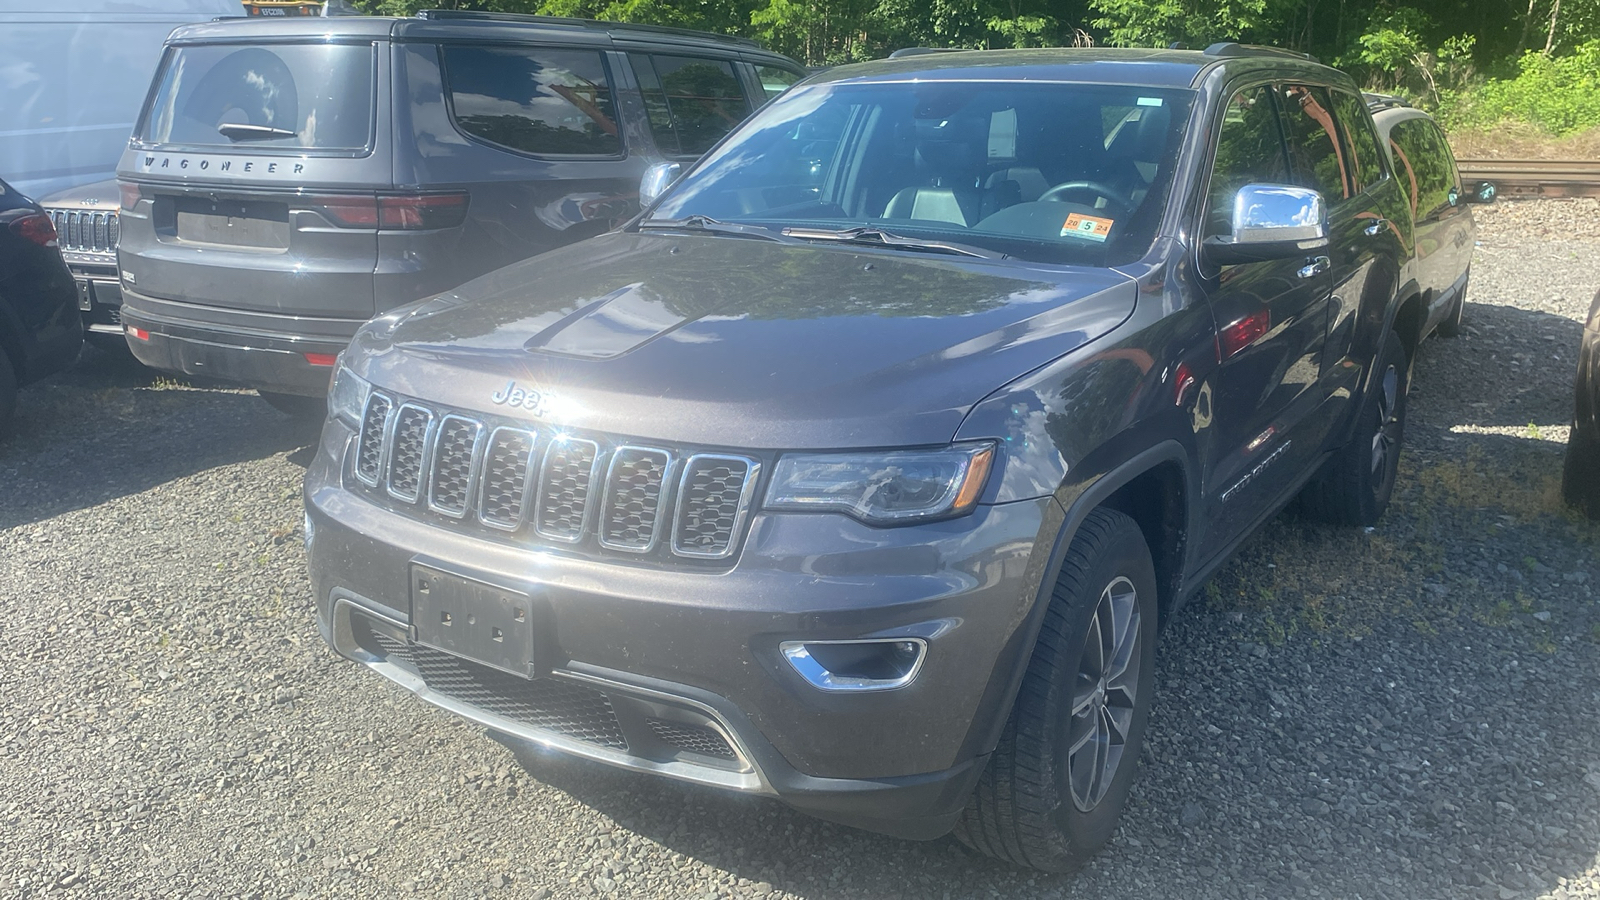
[1362,91,1414,110]
[1203,42,1319,63]
[415,9,760,48]
[887,47,967,59]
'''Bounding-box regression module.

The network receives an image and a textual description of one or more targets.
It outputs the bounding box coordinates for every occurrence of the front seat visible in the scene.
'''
[882,119,984,226]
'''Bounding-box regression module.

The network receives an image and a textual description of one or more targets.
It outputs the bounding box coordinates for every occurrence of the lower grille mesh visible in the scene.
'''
[648,718,737,759]
[372,634,627,750]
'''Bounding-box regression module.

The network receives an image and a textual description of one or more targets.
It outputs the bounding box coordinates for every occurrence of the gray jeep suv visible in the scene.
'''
[114,11,801,411]
[306,44,1425,869]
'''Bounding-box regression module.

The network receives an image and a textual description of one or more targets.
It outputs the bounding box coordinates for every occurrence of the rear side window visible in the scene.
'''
[1276,84,1349,202]
[756,65,802,101]
[442,45,621,157]
[1330,90,1385,192]
[1205,85,1291,238]
[138,43,375,152]
[1389,118,1457,218]
[630,54,752,158]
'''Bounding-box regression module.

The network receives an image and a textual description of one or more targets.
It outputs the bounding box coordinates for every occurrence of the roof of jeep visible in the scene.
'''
[807,47,1345,90]
[163,12,793,63]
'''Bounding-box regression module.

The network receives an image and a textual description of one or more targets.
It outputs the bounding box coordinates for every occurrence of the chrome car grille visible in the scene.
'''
[353,391,760,561]
[48,209,119,254]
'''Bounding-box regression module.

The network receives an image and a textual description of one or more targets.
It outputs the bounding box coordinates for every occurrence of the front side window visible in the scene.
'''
[1330,90,1386,192]
[443,45,621,157]
[631,54,752,158]
[1205,85,1291,238]
[648,81,1194,267]
[138,42,375,152]
[1276,84,1349,202]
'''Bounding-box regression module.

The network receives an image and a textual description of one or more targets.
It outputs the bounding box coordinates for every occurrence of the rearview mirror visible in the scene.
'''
[639,162,682,208]
[1204,184,1329,265]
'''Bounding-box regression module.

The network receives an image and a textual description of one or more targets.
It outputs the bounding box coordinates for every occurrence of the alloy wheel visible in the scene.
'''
[1067,575,1142,812]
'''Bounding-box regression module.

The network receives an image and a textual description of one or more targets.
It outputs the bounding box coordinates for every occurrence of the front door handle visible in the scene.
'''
[1364,219,1389,237]
[1297,255,1331,280]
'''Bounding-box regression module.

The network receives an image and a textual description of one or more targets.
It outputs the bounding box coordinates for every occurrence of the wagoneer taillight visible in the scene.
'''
[303,192,470,230]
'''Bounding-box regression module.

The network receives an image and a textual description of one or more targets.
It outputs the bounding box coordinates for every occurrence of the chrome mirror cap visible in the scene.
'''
[1230,183,1327,244]
[639,162,682,208]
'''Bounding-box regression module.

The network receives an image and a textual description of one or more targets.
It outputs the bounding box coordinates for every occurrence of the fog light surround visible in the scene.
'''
[779,638,928,692]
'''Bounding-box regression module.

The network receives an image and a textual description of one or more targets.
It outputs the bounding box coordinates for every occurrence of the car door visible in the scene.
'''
[1407,117,1474,308]
[1318,88,1401,404]
[1196,83,1338,560]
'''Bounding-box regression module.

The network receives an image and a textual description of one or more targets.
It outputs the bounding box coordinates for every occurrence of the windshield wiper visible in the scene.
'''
[636,215,790,242]
[779,225,1003,259]
[216,122,297,141]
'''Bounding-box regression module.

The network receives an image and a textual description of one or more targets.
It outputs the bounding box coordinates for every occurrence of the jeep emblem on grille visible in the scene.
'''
[490,380,548,417]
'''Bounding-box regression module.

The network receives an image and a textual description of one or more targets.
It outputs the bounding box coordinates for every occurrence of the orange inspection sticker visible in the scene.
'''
[1061,212,1114,242]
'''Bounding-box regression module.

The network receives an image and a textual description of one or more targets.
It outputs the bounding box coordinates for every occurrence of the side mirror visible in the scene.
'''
[1464,180,1497,204]
[639,162,682,208]
[1203,184,1329,265]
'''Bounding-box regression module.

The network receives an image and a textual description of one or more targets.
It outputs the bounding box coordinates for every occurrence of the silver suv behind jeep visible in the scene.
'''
[114,11,801,413]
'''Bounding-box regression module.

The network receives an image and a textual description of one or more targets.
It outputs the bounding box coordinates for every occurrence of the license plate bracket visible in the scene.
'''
[411,564,536,678]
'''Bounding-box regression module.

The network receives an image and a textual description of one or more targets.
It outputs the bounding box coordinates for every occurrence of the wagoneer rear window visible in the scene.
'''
[137,42,376,152]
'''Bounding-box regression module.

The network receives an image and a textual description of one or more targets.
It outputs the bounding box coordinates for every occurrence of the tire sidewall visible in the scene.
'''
[1358,332,1409,523]
[1047,521,1159,851]
[0,342,16,439]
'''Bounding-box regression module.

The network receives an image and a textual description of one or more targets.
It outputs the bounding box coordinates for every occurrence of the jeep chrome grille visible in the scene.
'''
[600,447,671,551]
[48,209,119,254]
[352,391,757,561]
[673,455,760,559]
[536,438,599,543]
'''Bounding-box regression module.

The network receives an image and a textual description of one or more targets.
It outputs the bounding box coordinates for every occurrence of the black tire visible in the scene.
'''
[258,390,326,420]
[1563,416,1600,519]
[1436,270,1469,338]
[1299,329,1409,526]
[954,507,1158,872]
[0,343,16,440]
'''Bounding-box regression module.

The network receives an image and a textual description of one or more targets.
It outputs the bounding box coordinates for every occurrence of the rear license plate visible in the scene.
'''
[172,197,290,249]
[411,565,535,678]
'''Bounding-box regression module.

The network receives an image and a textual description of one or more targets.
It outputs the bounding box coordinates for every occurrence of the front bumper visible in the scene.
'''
[120,286,361,395]
[303,417,1062,838]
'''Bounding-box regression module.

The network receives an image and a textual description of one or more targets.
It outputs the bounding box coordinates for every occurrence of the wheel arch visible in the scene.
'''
[959,440,1195,762]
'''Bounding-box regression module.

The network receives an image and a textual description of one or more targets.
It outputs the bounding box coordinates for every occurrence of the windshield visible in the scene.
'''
[137,42,376,153]
[649,80,1194,266]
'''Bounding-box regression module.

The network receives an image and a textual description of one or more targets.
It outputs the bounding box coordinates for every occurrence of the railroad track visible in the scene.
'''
[1456,158,1600,198]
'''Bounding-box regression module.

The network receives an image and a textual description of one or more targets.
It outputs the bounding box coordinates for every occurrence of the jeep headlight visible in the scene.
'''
[765,443,995,525]
[327,360,370,429]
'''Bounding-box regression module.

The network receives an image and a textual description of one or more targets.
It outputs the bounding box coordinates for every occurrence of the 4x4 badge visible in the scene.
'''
[490,380,548,417]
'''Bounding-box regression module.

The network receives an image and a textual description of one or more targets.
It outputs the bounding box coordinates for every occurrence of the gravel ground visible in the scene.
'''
[2,199,1599,900]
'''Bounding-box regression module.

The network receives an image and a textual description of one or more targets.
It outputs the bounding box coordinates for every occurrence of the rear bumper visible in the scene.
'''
[120,286,360,395]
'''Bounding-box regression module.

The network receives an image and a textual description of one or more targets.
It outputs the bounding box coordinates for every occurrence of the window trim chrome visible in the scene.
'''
[598,445,674,553]
[671,453,761,559]
[476,426,539,532]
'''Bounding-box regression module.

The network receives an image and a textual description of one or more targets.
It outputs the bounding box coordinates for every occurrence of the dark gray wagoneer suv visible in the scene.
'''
[306,45,1426,869]
[114,11,801,412]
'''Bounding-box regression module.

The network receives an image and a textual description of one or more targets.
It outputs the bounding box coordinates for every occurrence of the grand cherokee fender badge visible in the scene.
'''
[490,380,548,417]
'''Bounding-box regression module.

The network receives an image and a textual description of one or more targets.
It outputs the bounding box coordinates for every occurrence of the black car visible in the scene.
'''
[0,177,82,435]
[113,12,804,413]
[306,44,1425,869]
[38,179,126,352]
[1563,289,1600,517]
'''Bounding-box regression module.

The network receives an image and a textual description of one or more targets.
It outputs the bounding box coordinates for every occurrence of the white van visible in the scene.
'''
[0,0,243,198]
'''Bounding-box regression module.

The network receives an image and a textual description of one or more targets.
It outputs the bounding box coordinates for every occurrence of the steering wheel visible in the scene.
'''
[1037,181,1136,217]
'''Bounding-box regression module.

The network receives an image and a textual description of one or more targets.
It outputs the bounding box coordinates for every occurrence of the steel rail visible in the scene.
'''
[1457,159,1600,198]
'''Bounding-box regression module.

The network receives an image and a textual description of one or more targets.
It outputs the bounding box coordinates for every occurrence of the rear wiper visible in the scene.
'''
[637,215,789,242]
[216,122,297,141]
[779,225,1003,259]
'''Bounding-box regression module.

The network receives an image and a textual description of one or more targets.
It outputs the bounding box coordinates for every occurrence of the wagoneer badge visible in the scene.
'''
[490,381,548,417]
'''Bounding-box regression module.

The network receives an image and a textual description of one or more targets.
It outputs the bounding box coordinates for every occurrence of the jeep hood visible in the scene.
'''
[354,231,1136,449]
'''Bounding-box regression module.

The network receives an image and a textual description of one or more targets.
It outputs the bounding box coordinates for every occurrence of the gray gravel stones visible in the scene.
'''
[2,199,1600,899]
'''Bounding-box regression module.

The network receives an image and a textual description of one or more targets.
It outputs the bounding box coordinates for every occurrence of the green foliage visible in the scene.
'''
[1440,39,1600,135]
